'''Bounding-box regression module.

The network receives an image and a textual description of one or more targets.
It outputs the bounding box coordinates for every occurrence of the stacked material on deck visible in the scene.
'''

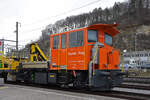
[22,61,48,68]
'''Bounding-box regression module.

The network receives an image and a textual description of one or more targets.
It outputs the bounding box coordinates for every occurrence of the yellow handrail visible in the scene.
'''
[92,46,98,75]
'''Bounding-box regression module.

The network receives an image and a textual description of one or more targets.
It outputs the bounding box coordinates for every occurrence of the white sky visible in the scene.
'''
[0,0,125,50]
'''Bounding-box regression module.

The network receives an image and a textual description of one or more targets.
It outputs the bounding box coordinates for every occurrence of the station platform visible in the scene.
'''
[0,84,124,100]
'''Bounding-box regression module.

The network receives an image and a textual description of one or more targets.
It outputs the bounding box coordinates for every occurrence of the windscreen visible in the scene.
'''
[88,30,98,42]
[105,33,112,46]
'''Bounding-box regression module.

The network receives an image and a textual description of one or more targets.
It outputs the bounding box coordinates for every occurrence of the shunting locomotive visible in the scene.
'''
[0,24,123,91]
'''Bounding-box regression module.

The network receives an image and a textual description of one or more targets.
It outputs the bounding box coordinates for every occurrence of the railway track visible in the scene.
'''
[98,91,150,100]
[4,81,150,100]
[120,82,150,90]
[122,77,150,91]
[124,77,150,84]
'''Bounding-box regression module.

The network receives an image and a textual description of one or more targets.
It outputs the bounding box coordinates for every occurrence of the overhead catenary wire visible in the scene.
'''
[21,0,102,33]
[20,27,44,33]
[23,0,101,26]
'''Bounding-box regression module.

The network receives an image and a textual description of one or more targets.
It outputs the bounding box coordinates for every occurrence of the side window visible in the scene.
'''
[61,34,66,49]
[69,31,84,48]
[88,30,98,42]
[69,32,76,48]
[77,31,84,46]
[105,33,112,46]
[53,35,59,49]
[50,36,51,48]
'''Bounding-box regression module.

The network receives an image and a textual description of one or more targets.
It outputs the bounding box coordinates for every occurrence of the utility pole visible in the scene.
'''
[0,39,4,52]
[135,27,137,51]
[16,22,19,52]
[2,39,4,52]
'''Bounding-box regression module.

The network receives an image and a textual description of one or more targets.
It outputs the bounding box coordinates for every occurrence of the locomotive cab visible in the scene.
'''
[50,24,123,91]
[87,24,123,90]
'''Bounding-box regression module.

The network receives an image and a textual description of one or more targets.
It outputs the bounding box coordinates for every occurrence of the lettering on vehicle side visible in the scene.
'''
[68,51,84,56]
[68,52,77,56]
[78,51,84,55]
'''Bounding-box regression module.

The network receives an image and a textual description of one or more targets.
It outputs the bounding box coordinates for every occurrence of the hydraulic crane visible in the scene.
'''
[30,43,48,62]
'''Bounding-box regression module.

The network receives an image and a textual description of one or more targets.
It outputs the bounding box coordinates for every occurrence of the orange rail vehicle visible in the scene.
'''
[50,24,123,90]
[2,24,124,91]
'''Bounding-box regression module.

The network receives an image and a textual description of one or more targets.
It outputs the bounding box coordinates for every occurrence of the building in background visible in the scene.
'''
[123,51,150,69]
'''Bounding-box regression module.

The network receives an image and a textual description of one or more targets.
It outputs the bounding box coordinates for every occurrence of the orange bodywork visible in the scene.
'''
[50,24,120,70]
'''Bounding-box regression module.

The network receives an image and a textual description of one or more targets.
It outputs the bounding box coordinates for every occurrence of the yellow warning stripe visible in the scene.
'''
[0,86,8,90]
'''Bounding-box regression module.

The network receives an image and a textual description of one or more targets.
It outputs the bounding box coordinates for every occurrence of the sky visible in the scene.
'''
[0,0,125,50]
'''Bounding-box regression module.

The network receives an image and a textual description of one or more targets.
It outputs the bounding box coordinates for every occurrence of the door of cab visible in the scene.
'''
[67,30,85,70]
[99,47,108,70]
[51,35,59,69]
[60,34,67,69]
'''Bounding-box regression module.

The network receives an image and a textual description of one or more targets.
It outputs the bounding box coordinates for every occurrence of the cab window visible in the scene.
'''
[61,34,66,49]
[53,35,59,49]
[105,33,112,46]
[69,31,84,48]
[88,30,98,42]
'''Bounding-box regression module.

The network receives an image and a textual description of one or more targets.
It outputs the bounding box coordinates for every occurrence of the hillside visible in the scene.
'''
[114,25,150,51]
[19,0,150,57]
